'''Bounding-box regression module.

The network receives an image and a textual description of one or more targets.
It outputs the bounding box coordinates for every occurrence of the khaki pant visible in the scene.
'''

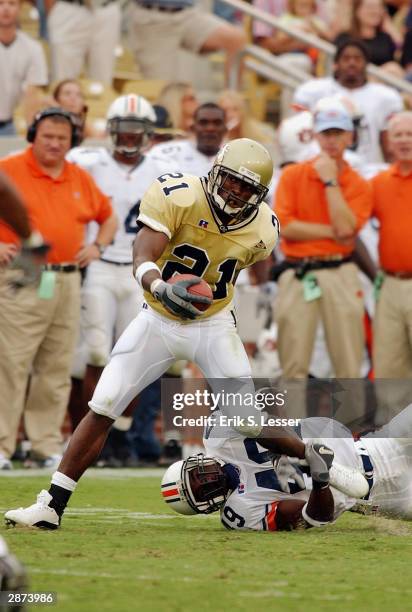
[48,2,121,84]
[373,275,412,424]
[275,263,365,423]
[127,4,222,79]
[0,270,81,458]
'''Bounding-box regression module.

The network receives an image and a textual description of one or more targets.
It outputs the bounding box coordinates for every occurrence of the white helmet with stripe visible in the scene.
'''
[278,111,318,165]
[161,454,235,515]
[106,94,156,156]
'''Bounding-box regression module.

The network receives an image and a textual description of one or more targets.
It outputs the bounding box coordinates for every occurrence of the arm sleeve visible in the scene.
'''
[378,89,404,132]
[24,41,48,87]
[137,179,183,239]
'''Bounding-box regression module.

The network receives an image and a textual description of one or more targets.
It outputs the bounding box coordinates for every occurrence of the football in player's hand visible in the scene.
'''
[168,274,213,312]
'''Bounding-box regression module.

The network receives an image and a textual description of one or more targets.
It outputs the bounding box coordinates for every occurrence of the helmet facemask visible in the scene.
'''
[108,117,153,157]
[208,163,269,223]
[182,454,232,514]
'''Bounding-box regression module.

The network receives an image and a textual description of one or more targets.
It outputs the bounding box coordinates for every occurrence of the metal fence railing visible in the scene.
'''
[220,0,412,96]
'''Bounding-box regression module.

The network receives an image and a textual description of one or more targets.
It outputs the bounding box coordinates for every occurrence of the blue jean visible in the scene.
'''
[127,378,162,460]
[0,121,16,137]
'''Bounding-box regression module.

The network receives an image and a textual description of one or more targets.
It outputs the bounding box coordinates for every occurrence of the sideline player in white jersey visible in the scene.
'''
[5,137,308,530]
[161,405,412,531]
[67,94,163,413]
[148,103,227,177]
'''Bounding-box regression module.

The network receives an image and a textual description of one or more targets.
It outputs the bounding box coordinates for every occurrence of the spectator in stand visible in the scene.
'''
[253,0,353,38]
[46,0,121,84]
[293,39,404,163]
[401,28,412,77]
[156,82,199,134]
[53,79,89,145]
[0,0,48,136]
[254,0,331,74]
[0,108,117,471]
[274,104,372,422]
[126,0,246,83]
[334,0,400,68]
[370,111,412,423]
[217,89,277,155]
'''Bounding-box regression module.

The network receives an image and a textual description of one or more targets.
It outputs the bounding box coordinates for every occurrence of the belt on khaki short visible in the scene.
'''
[271,255,352,282]
[384,269,412,280]
[42,263,79,273]
[135,1,185,11]
[100,258,133,266]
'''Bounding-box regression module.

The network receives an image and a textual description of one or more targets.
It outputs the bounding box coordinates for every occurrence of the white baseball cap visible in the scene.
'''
[314,108,354,133]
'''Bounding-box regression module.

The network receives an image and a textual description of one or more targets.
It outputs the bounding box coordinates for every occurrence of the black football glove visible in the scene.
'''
[304,443,334,485]
[152,277,212,320]
[0,537,28,610]
[8,232,51,290]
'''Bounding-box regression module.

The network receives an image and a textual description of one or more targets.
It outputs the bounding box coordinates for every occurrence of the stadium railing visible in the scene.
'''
[220,0,412,97]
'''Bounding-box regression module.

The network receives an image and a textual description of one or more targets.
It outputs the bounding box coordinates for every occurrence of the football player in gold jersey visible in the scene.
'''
[5,139,298,530]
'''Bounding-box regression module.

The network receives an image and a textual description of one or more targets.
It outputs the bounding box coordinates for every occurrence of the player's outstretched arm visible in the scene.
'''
[276,443,335,530]
[133,225,169,289]
[276,483,334,531]
[0,172,31,239]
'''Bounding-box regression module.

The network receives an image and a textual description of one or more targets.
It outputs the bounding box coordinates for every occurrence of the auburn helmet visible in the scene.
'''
[278,111,318,165]
[207,138,273,223]
[106,94,156,156]
[161,454,239,515]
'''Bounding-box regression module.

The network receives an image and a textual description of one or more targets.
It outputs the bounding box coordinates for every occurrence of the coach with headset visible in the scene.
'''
[0,107,117,470]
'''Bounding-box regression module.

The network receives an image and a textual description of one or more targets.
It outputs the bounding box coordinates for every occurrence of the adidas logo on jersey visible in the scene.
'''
[253,240,266,249]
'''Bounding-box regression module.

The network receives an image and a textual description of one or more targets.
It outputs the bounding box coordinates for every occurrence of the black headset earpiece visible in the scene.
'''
[27,107,77,147]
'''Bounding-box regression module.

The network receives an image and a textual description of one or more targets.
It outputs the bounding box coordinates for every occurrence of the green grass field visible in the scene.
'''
[1,470,411,612]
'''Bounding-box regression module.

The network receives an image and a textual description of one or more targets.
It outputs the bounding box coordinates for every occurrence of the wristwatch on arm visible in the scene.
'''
[323,179,338,188]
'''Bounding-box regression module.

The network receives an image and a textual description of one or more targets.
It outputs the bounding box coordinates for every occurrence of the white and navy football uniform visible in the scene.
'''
[67,146,163,366]
[147,139,216,178]
[203,406,412,531]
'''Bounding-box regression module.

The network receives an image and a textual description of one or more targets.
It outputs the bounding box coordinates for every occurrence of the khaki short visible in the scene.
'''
[127,4,224,78]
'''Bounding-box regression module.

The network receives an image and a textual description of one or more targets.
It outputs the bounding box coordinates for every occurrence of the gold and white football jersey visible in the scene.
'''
[137,172,279,320]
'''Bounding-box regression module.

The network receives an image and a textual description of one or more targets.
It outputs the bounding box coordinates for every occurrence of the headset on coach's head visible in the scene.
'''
[27,107,79,148]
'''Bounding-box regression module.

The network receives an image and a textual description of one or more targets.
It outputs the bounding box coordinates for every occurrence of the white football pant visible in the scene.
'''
[81,260,143,367]
[89,304,251,420]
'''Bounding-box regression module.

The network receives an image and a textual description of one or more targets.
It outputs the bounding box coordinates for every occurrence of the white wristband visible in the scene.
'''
[134,261,161,288]
[150,278,164,296]
[301,502,331,528]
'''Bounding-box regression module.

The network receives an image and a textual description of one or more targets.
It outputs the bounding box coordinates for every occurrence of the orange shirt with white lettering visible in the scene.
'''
[371,163,412,273]
[0,147,113,263]
[274,159,372,258]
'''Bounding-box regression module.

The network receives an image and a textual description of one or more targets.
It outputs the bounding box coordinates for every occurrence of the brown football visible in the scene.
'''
[167,273,213,312]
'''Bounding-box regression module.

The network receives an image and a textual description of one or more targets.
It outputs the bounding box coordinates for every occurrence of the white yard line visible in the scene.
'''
[0,468,163,478]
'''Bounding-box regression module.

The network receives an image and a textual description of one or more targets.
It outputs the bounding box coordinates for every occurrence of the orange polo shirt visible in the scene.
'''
[371,163,412,273]
[0,147,113,264]
[274,159,372,258]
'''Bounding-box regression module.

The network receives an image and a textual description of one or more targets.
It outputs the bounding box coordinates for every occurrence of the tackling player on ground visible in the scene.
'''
[160,405,412,531]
